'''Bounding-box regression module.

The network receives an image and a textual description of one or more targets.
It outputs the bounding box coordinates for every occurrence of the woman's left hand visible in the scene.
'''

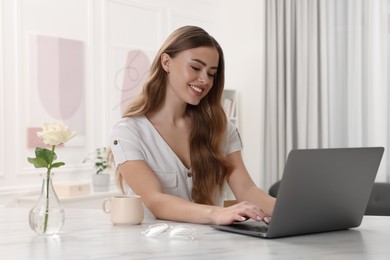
[210,201,271,225]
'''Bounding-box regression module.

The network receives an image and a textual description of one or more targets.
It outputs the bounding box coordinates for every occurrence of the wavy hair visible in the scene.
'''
[110,26,232,205]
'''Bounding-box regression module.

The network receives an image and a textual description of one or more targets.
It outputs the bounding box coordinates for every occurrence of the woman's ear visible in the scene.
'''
[161,53,171,73]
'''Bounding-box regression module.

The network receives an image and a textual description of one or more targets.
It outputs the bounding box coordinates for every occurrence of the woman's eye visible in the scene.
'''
[190,65,216,78]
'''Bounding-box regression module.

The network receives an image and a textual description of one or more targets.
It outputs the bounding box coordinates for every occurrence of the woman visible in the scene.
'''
[109,26,275,225]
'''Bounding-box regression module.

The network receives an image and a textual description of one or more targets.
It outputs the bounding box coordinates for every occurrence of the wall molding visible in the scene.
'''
[0,0,4,176]
[16,1,93,179]
[14,0,24,178]
[105,0,164,130]
[84,0,96,152]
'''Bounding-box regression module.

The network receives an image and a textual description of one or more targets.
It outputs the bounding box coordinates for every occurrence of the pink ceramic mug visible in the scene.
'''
[102,195,144,225]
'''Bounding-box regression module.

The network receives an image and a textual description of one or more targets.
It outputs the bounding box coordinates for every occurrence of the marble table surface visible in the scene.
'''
[1,208,390,260]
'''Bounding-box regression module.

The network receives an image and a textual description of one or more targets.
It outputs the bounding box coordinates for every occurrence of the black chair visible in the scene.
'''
[269,180,390,216]
[365,183,390,216]
[268,180,281,198]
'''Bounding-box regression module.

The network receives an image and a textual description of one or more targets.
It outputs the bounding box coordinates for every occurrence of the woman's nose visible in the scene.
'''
[198,71,209,84]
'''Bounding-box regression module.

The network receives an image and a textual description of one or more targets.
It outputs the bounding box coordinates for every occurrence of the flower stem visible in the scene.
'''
[43,145,55,233]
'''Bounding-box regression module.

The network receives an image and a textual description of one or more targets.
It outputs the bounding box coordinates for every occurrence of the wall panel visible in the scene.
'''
[0,0,4,177]
[107,0,163,127]
[17,0,92,182]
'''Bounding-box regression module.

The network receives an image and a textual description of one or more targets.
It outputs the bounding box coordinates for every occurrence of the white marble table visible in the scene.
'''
[1,208,390,260]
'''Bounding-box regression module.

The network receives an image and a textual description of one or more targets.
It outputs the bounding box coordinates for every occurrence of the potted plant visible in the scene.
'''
[83,147,110,192]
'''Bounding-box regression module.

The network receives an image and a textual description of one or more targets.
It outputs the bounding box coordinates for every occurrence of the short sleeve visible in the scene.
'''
[110,119,145,168]
[225,120,243,155]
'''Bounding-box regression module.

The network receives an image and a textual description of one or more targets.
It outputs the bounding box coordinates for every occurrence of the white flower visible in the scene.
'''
[28,122,76,235]
[37,122,77,146]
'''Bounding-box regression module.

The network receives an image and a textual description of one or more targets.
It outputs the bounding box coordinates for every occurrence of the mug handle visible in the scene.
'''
[102,198,111,214]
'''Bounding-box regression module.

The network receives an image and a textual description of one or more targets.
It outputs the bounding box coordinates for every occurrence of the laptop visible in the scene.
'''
[212,147,384,239]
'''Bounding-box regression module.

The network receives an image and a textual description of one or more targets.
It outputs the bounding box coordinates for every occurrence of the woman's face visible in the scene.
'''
[163,46,219,106]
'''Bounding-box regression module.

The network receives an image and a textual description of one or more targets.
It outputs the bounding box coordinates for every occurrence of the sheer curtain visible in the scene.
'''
[263,0,389,188]
[263,0,329,187]
[328,0,389,181]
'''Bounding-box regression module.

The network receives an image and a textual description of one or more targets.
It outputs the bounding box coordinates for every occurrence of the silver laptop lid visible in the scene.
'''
[266,147,384,238]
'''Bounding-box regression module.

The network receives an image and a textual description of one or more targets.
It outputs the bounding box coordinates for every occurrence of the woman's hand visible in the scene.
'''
[211,201,271,225]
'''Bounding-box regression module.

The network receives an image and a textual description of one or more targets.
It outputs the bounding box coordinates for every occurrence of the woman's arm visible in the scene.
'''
[118,160,268,225]
[226,151,276,218]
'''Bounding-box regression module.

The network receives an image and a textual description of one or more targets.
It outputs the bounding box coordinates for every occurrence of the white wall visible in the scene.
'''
[0,0,266,204]
[218,0,266,188]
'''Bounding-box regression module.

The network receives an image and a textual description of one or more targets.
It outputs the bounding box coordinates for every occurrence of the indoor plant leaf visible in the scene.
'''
[27,157,48,168]
[35,147,57,164]
[51,162,65,168]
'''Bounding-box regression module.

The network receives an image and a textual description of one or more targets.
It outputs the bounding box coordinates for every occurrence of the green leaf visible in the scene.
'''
[35,148,57,164]
[51,162,65,168]
[27,157,48,168]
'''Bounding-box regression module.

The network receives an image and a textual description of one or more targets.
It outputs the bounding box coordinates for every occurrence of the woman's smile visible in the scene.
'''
[189,84,205,96]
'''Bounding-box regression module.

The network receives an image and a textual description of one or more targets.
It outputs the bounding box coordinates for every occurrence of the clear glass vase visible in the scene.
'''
[29,175,65,235]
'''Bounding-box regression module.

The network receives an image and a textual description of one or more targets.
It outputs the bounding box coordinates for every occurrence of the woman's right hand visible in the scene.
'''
[211,201,271,225]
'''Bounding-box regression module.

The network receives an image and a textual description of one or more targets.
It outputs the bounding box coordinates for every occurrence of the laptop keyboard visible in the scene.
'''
[231,222,269,233]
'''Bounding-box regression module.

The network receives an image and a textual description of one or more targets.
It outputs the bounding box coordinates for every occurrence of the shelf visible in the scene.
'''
[222,89,238,128]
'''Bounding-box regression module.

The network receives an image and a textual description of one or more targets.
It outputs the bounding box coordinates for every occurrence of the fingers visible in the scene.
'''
[231,201,270,223]
[233,215,247,222]
[212,201,271,225]
[263,216,271,224]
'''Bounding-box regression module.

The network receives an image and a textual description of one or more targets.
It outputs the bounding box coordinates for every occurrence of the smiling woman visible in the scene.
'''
[108,25,276,225]
[161,46,219,105]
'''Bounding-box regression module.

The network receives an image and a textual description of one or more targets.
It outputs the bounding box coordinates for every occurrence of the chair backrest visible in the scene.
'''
[365,182,390,216]
[268,180,281,198]
[271,181,390,216]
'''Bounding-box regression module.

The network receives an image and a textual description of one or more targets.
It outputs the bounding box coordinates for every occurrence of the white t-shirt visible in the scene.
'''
[109,115,242,215]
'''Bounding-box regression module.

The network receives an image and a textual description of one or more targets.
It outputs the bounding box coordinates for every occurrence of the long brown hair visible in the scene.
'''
[111,25,231,205]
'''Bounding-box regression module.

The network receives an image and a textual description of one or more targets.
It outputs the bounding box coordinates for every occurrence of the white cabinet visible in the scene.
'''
[222,89,238,128]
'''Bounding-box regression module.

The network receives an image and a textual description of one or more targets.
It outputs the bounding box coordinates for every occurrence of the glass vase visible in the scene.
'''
[29,175,65,235]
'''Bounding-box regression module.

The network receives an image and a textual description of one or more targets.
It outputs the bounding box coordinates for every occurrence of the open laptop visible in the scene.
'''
[212,147,384,239]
